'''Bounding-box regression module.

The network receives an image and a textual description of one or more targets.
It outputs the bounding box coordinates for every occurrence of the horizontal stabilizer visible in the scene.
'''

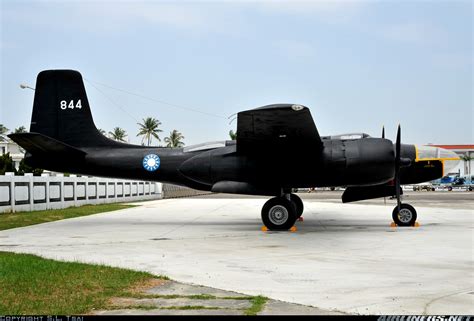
[8,132,86,156]
[342,185,402,203]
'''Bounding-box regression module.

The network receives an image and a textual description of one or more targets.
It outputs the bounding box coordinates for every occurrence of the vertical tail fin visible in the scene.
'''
[30,70,117,147]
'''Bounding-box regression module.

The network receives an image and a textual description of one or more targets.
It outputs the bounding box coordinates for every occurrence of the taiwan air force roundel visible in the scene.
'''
[142,154,160,171]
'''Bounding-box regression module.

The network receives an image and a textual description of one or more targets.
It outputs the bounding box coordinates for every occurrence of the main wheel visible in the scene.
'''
[261,197,297,231]
[392,203,417,227]
[289,194,304,218]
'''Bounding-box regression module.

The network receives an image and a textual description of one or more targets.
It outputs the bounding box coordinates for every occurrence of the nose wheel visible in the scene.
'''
[261,194,302,230]
[392,203,417,227]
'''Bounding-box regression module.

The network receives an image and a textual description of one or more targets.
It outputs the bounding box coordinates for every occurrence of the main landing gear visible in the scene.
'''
[261,194,303,231]
[261,193,419,230]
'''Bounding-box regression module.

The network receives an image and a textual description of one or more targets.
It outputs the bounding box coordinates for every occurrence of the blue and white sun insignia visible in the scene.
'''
[142,154,160,172]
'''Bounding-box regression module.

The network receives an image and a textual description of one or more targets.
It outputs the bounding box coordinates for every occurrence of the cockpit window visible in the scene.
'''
[416,145,459,160]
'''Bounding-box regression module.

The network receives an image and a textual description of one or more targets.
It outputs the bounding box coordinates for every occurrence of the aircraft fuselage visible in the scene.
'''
[26,137,441,196]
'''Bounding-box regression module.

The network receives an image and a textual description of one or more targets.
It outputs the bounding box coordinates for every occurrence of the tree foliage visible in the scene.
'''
[137,117,162,146]
[109,127,127,142]
[0,124,8,135]
[0,153,16,175]
[164,130,185,148]
[0,124,9,141]
[17,158,43,176]
[229,130,237,140]
[14,126,27,133]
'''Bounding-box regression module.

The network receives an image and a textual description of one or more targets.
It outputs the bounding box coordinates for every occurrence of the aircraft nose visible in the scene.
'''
[416,145,460,176]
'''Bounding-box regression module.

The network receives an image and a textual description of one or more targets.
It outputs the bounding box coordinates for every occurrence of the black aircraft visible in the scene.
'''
[9,70,460,230]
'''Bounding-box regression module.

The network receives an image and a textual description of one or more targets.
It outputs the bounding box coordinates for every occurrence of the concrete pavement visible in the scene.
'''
[0,197,472,314]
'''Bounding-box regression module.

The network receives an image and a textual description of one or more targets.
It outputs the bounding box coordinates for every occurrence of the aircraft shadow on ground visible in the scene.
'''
[67,216,411,234]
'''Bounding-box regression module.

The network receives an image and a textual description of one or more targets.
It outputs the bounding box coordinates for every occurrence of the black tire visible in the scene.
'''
[469,186,473,192]
[447,186,453,191]
[392,204,417,227]
[261,197,297,231]
[289,194,304,218]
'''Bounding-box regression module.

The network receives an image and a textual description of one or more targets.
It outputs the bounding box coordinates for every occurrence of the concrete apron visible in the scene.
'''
[0,199,472,315]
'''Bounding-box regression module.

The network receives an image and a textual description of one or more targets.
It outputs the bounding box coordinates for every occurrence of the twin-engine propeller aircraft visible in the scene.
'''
[10,70,460,230]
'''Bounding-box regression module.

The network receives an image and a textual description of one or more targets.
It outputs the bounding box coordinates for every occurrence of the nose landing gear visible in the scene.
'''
[392,203,418,227]
[261,193,303,231]
[392,126,419,227]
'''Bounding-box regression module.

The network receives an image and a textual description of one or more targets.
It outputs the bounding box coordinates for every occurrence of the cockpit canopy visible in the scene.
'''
[321,133,371,141]
[183,140,236,153]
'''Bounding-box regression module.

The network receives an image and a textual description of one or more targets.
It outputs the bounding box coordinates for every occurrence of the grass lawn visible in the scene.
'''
[0,204,134,231]
[0,251,162,315]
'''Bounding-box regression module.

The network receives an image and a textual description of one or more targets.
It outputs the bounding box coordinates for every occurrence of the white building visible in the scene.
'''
[0,134,25,170]
[429,144,474,177]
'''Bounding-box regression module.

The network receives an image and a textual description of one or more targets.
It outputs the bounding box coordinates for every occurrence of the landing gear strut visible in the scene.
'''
[290,194,304,218]
[261,194,302,230]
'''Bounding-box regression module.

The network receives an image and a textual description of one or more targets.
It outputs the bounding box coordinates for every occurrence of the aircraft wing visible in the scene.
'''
[236,104,323,153]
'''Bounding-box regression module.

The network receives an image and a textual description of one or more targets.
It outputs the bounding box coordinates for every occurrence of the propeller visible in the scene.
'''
[393,125,412,212]
[395,125,401,213]
[382,126,385,139]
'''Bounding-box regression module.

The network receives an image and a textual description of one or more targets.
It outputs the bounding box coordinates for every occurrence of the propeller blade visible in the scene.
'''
[396,125,401,164]
[382,126,385,139]
[395,125,401,212]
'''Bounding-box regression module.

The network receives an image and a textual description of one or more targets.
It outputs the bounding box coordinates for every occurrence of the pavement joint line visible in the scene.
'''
[422,288,473,315]
[107,282,270,315]
[108,304,228,311]
[118,293,252,300]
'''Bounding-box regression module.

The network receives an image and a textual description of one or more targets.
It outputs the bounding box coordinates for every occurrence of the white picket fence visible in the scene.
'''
[0,173,162,213]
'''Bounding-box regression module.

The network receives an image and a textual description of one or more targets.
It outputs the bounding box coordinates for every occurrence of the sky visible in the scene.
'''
[1,0,472,146]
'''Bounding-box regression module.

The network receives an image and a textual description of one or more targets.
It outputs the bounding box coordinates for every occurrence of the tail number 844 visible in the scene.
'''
[60,100,82,110]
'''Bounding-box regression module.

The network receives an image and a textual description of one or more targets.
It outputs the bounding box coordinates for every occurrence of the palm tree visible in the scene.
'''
[98,128,107,136]
[0,124,8,135]
[137,117,162,146]
[14,126,27,133]
[109,127,127,142]
[229,130,237,140]
[460,154,473,176]
[164,130,185,148]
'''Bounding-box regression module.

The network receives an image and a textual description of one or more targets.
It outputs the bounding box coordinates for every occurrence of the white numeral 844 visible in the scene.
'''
[60,100,82,110]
